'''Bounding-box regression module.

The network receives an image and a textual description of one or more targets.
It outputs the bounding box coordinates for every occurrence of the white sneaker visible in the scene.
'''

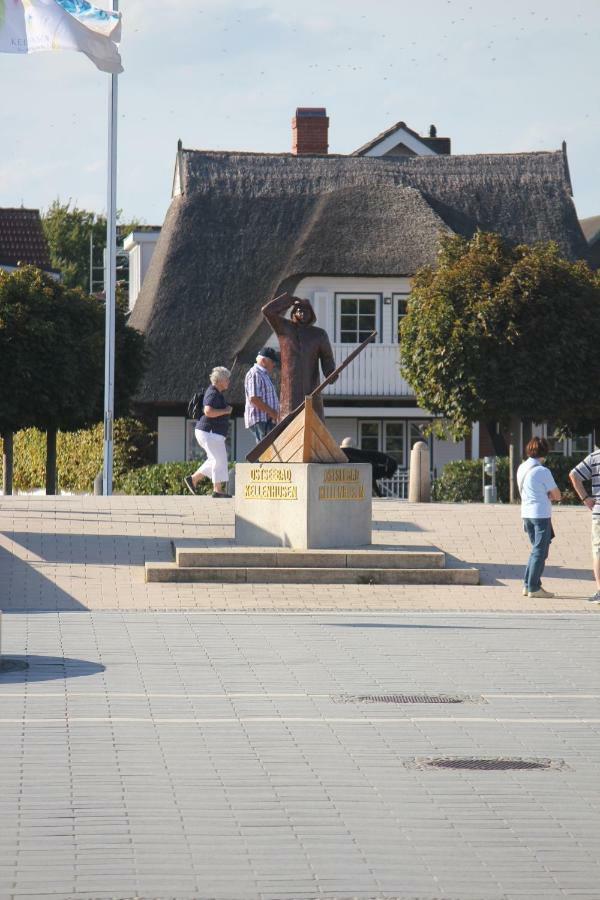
[528,587,555,599]
[522,587,528,597]
[587,591,600,603]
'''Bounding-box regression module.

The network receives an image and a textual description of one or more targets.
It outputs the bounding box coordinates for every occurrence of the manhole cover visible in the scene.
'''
[333,693,479,704]
[0,659,28,673]
[416,756,560,771]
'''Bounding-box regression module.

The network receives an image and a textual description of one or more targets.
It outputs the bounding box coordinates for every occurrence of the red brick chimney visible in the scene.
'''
[292,107,329,155]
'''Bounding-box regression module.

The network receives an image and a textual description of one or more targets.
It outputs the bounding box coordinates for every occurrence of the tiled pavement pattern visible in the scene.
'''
[1,611,600,899]
[0,496,598,612]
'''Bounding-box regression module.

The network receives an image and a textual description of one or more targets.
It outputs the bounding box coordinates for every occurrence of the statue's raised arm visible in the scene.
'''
[261,292,334,420]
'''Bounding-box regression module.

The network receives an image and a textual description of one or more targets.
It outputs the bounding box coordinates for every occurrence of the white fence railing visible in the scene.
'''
[378,471,436,499]
[324,343,414,398]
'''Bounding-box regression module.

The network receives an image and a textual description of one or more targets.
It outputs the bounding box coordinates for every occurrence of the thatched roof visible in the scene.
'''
[130,147,589,405]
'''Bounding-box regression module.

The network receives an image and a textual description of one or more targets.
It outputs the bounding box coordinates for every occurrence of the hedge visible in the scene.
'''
[118,461,236,495]
[0,418,154,493]
[432,456,586,504]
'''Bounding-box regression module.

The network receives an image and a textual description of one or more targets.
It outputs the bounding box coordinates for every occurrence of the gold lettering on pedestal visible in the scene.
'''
[246,467,297,499]
[244,483,298,500]
[250,467,292,483]
[323,468,359,482]
[319,484,365,501]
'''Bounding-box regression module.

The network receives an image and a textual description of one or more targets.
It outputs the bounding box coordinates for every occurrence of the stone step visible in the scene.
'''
[146,564,479,586]
[174,547,446,570]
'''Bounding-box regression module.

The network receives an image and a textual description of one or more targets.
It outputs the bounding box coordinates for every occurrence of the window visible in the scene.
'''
[359,421,381,453]
[393,293,410,343]
[359,419,430,469]
[409,422,428,449]
[336,293,379,343]
[384,421,405,466]
[570,434,592,458]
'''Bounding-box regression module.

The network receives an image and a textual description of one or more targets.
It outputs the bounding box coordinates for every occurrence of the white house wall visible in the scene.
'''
[157,416,186,463]
[432,437,466,474]
[325,417,358,447]
[124,232,160,311]
[235,418,255,463]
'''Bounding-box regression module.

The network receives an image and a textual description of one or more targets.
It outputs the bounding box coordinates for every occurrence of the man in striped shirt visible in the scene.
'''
[244,347,280,444]
[569,443,600,602]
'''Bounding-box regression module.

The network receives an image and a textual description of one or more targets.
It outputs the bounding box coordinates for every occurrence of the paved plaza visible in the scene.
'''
[0,496,598,612]
[1,610,600,899]
[1,498,599,898]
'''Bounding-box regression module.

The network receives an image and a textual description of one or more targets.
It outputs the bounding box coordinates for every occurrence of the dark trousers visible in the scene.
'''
[523,518,553,592]
[250,419,274,444]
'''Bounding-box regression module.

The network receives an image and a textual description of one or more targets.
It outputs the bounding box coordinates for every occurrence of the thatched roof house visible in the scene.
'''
[131,145,587,407]
[128,113,591,471]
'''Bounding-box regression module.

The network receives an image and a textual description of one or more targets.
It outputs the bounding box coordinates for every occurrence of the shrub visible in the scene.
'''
[117,461,215,496]
[0,418,154,493]
[433,458,509,503]
[432,456,584,504]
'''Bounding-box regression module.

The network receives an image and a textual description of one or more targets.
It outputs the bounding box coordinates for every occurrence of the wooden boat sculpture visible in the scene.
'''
[246,331,377,464]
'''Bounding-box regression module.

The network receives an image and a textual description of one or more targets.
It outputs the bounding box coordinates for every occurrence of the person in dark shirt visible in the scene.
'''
[340,437,398,497]
[184,366,232,498]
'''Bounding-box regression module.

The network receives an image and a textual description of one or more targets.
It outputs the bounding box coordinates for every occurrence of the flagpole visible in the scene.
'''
[102,0,119,496]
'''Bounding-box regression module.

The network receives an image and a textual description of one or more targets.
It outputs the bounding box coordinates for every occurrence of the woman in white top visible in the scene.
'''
[516,437,562,598]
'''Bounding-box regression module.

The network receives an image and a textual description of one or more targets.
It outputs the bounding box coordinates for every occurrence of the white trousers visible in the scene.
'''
[194,429,229,485]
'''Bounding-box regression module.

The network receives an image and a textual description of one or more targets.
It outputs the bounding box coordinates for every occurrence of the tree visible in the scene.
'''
[0,266,146,494]
[41,199,141,294]
[400,233,600,501]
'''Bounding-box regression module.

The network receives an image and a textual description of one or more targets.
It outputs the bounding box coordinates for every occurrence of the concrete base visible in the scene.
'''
[146,562,480,585]
[234,462,372,549]
[144,545,480,585]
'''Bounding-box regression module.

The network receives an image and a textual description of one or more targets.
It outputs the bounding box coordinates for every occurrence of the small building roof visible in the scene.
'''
[352,120,450,156]
[579,215,600,244]
[129,147,590,406]
[0,208,52,270]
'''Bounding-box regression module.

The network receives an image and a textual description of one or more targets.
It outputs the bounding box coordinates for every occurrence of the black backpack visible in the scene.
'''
[187,388,205,420]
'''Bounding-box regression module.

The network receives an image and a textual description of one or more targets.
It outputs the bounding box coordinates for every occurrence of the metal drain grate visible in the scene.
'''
[333,693,478,704]
[0,659,29,673]
[417,756,559,771]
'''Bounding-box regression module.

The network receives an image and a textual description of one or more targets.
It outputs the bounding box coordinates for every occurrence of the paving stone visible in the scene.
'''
[1,544,599,898]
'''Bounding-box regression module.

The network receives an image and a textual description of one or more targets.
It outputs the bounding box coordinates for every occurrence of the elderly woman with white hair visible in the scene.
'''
[185,366,232,498]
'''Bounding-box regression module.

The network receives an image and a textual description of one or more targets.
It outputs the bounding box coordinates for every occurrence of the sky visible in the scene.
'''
[3,0,599,226]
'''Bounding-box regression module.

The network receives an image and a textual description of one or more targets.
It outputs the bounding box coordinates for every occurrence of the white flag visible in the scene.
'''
[0,0,123,73]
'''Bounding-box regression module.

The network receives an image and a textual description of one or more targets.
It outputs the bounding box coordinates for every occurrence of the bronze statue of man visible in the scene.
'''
[262,292,336,420]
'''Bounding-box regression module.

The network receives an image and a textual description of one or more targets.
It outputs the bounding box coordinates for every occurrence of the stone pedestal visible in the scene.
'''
[235,463,372,549]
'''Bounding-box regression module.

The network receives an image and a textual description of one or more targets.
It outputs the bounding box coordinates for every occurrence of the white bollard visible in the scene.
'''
[408,441,431,503]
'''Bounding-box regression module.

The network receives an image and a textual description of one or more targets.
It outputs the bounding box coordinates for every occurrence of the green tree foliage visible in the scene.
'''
[0,419,155,493]
[400,233,600,439]
[0,266,146,492]
[0,266,146,434]
[432,456,585,505]
[41,199,141,293]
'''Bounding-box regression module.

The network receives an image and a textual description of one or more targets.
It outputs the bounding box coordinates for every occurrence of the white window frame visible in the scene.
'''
[358,420,382,455]
[392,292,410,344]
[568,433,593,457]
[383,420,406,468]
[358,417,431,470]
[335,292,382,343]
